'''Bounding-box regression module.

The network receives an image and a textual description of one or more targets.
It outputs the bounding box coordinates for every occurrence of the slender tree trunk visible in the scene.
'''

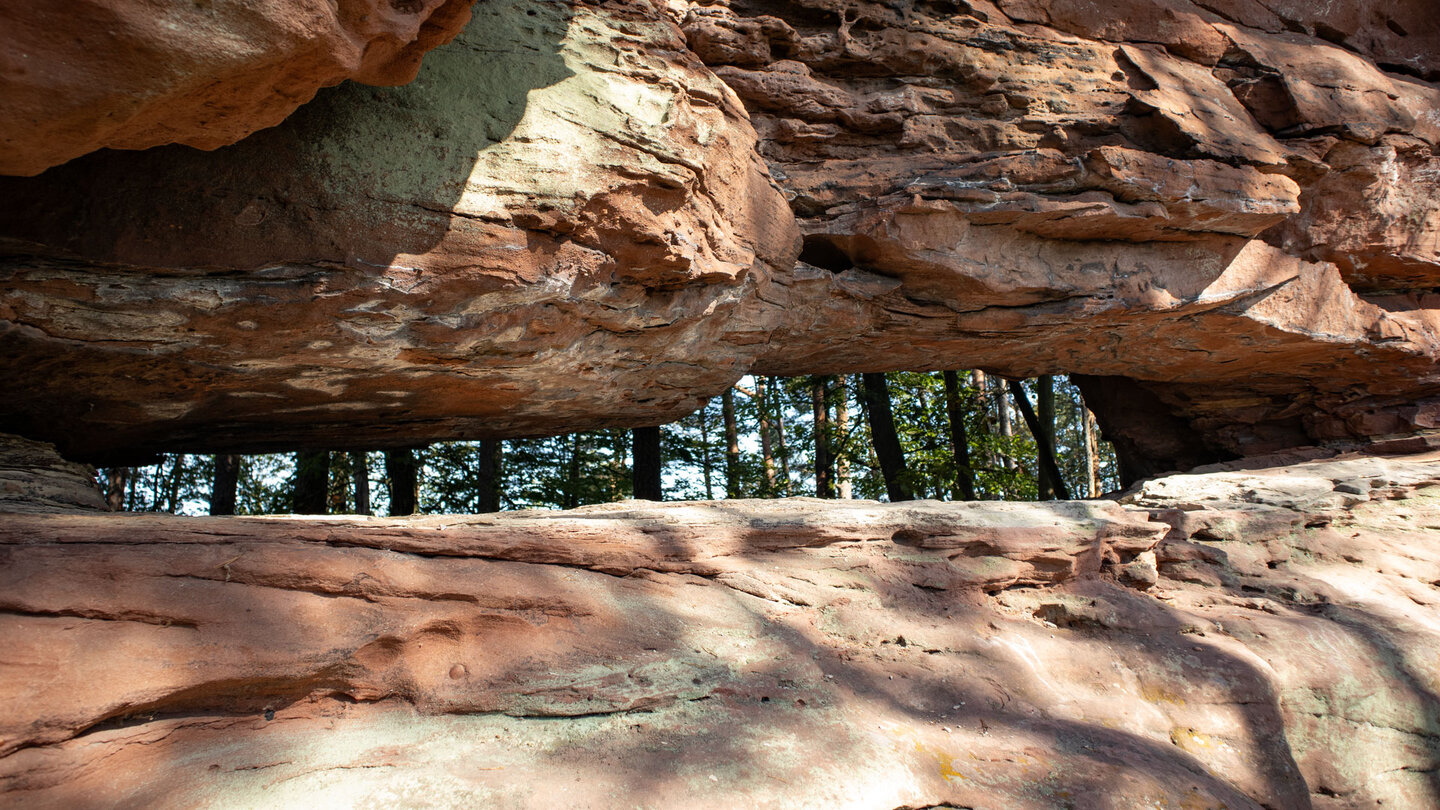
[943,371,976,501]
[757,377,777,495]
[1083,408,1099,498]
[862,373,913,502]
[210,454,240,516]
[126,468,138,511]
[384,449,417,516]
[295,451,330,515]
[836,378,852,499]
[477,439,502,513]
[565,433,581,509]
[105,468,127,512]
[772,377,792,495]
[612,430,630,500]
[971,370,995,479]
[699,402,714,500]
[1037,375,1056,500]
[813,376,833,498]
[161,454,184,513]
[351,452,371,515]
[997,377,1013,472]
[328,453,349,514]
[1006,380,1070,500]
[722,388,740,498]
[632,426,662,501]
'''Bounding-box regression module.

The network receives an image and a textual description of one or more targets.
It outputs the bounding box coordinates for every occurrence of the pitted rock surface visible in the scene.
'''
[0,0,1437,474]
[0,0,477,176]
[2,439,1439,807]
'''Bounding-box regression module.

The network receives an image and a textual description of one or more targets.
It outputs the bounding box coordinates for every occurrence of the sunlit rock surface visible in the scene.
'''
[0,0,1437,474]
[0,0,799,462]
[2,436,1439,808]
[691,0,1440,466]
[0,0,477,176]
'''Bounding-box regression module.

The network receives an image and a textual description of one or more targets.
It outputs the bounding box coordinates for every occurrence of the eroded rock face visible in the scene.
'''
[690,0,1440,466]
[0,0,799,461]
[2,438,1439,807]
[0,0,1437,472]
[0,0,477,176]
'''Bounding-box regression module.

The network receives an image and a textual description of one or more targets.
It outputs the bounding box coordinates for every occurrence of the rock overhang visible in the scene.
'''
[0,0,1436,476]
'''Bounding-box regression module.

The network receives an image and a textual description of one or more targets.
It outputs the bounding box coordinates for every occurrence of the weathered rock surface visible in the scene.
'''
[0,0,476,176]
[0,0,1438,473]
[691,0,1440,466]
[3,440,1439,807]
[0,434,105,514]
[0,0,798,462]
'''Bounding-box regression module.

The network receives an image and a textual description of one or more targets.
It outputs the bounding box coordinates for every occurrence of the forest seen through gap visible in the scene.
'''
[101,371,1121,516]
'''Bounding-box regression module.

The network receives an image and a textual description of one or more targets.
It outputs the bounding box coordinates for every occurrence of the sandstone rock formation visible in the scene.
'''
[0,0,1438,476]
[0,0,799,462]
[0,0,477,176]
[2,434,1439,807]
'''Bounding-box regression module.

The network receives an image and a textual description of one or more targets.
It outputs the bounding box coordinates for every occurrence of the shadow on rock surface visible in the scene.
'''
[7,469,1440,806]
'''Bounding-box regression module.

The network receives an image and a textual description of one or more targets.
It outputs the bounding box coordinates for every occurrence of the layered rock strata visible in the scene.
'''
[2,436,1439,807]
[687,0,1440,466]
[0,0,1438,474]
[0,0,799,462]
[0,0,477,176]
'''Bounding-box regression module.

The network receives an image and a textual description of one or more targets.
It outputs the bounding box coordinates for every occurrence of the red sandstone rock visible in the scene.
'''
[0,0,476,176]
[2,437,1439,807]
[0,0,1437,475]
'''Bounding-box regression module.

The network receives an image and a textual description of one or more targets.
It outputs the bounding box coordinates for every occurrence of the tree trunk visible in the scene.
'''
[722,388,740,498]
[699,402,713,500]
[105,468,127,512]
[295,451,330,515]
[836,378,852,499]
[477,439,502,513]
[210,454,240,516]
[384,449,417,516]
[772,377,792,495]
[997,376,1013,472]
[327,453,349,514]
[813,376,833,498]
[943,371,976,501]
[351,452,371,515]
[862,373,913,502]
[757,377,776,495]
[971,370,996,481]
[632,426,662,501]
[1083,407,1098,498]
[565,433,581,509]
[1006,380,1070,500]
[1037,375,1057,500]
[162,455,184,513]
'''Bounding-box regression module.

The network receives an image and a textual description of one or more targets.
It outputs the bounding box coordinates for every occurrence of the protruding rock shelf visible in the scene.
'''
[1,0,1438,474]
[0,0,478,176]
[2,436,1439,807]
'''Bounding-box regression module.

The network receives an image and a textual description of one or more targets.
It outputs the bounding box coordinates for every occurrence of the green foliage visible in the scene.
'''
[103,372,1123,513]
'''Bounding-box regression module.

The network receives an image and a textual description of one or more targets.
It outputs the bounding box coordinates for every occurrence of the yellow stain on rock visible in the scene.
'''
[1142,684,1187,706]
[912,740,967,782]
[1169,726,1215,754]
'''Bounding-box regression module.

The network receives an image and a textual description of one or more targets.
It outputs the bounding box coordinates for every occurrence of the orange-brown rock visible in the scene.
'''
[0,0,476,176]
[691,0,1440,469]
[3,436,1440,807]
[0,0,1438,478]
[0,0,799,462]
